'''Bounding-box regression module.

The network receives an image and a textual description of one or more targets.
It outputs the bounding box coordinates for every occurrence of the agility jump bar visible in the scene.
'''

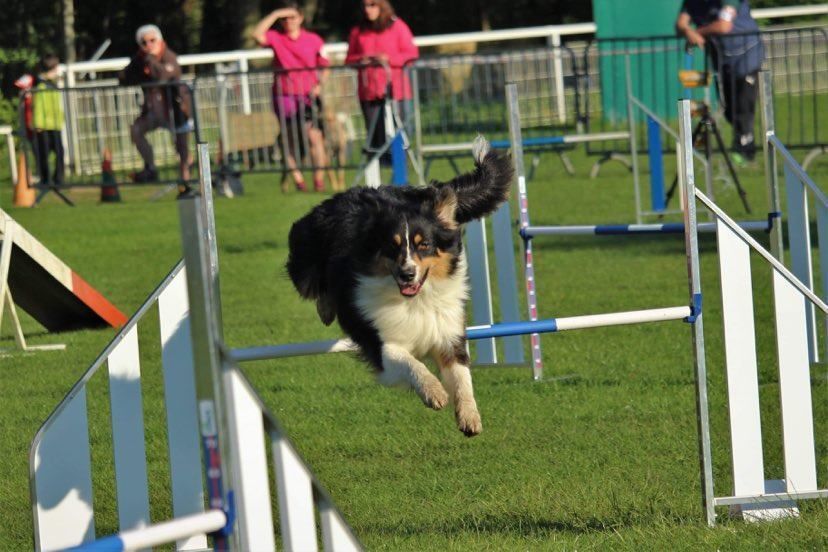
[420,131,630,154]
[68,510,227,552]
[465,306,691,340]
[230,305,692,363]
[522,220,771,237]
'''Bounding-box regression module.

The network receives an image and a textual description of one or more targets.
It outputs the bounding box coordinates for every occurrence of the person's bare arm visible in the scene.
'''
[676,12,705,47]
[251,8,299,46]
[696,17,734,38]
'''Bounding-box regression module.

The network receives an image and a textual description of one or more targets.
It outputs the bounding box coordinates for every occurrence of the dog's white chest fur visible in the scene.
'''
[355,254,468,358]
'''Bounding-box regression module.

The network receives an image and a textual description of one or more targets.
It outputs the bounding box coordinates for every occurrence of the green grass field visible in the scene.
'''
[1,146,827,550]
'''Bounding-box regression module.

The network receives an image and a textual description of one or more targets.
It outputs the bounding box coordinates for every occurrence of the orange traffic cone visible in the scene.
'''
[13,152,35,207]
[100,148,121,203]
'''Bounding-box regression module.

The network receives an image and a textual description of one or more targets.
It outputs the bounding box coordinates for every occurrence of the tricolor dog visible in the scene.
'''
[286,137,513,436]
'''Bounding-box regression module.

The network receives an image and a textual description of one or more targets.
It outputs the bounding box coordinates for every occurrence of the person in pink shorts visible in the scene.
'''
[345,0,418,163]
[253,2,330,192]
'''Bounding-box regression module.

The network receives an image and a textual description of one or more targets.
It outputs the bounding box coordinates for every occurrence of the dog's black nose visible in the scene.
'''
[399,267,416,282]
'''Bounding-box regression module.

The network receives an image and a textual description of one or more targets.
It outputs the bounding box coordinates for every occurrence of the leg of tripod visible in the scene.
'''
[663,118,707,211]
[707,116,751,213]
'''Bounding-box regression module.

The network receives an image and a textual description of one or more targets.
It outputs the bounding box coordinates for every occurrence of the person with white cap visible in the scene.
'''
[119,24,193,184]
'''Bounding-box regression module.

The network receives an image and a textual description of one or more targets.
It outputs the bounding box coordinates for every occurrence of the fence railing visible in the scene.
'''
[12,25,828,191]
[55,6,828,84]
[582,27,828,161]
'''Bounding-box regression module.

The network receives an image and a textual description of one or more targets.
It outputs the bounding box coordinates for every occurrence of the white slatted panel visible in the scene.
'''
[716,220,765,497]
[273,437,318,552]
[107,326,151,534]
[491,201,524,364]
[32,388,95,551]
[158,269,207,551]
[318,498,360,552]
[784,164,818,362]
[772,270,818,492]
[465,218,497,363]
[228,371,275,551]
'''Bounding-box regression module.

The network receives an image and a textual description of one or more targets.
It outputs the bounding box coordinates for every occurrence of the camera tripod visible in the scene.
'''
[664,100,751,214]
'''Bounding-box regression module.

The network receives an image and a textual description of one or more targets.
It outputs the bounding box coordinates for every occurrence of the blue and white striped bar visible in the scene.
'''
[466,306,691,340]
[68,510,226,552]
[231,306,692,363]
[522,220,770,237]
[419,132,631,154]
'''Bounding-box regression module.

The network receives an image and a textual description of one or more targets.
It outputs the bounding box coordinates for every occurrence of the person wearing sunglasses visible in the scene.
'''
[253,2,331,192]
[345,0,418,165]
[119,24,193,184]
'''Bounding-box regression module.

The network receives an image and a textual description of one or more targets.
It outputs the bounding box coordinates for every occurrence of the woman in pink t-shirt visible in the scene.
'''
[345,0,418,161]
[253,3,330,192]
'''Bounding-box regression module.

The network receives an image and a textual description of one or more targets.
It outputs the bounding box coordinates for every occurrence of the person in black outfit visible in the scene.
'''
[676,0,765,162]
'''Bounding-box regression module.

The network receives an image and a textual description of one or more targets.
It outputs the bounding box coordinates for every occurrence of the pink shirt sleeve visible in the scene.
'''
[387,19,418,67]
[311,33,330,67]
[265,29,283,51]
[345,27,362,65]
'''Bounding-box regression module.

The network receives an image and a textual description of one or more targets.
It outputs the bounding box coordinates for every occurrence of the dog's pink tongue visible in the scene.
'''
[400,283,420,296]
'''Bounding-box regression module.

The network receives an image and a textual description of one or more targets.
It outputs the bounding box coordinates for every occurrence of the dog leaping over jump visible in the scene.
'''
[286,137,513,436]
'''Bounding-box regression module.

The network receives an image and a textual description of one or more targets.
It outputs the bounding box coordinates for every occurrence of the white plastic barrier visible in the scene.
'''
[676,98,828,525]
[30,148,361,552]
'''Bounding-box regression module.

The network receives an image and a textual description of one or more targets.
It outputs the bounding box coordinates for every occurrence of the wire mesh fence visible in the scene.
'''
[15,25,827,194]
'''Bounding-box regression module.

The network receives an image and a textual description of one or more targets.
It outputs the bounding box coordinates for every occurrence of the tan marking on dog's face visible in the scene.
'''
[413,233,423,246]
[414,248,454,280]
[393,234,402,246]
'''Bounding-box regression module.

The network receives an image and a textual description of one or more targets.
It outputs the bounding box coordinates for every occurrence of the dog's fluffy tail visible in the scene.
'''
[438,135,514,224]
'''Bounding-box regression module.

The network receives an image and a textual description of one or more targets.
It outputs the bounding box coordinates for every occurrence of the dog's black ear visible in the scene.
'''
[435,186,458,229]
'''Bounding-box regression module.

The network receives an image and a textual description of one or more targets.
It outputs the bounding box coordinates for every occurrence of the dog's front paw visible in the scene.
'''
[456,402,482,437]
[420,379,449,410]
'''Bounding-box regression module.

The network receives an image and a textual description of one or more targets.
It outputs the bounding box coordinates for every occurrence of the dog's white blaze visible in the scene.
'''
[402,220,419,280]
[355,254,468,359]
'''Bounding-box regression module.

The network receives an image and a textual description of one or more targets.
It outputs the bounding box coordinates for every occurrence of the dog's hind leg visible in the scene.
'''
[436,342,482,437]
[378,344,448,410]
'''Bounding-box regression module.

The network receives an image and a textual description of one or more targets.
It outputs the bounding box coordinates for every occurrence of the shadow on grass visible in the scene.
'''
[365,510,696,538]
[222,239,280,254]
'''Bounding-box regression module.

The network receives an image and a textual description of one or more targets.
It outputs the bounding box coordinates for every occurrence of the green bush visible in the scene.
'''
[0,48,38,128]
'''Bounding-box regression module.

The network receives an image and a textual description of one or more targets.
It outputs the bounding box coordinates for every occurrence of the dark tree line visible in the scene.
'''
[1,0,818,64]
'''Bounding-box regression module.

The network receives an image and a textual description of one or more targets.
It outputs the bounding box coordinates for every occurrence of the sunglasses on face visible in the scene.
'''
[363,2,378,8]
[140,37,158,46]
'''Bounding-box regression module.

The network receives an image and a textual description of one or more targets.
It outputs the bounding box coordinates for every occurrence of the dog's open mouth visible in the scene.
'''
[397,269,429,297]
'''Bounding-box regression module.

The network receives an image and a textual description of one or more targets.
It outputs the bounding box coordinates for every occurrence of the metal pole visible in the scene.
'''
[506,83,543,380]
[625,56,643,224]
[548,33,567,125]
[411,67,425,186]
[239,58,251,116]
[759,71,783,262]
[177,147,236,549]
[678,99,716,527]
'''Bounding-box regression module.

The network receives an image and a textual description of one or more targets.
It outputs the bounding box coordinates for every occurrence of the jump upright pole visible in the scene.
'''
[506,83,544,380]
[177,144,237,549]
[678,99,716,528]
